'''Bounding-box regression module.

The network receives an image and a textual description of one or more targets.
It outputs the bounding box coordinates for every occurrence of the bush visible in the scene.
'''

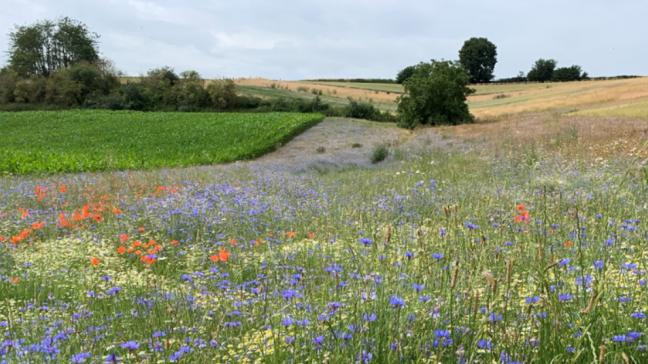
[345,100,380,120]
[0,68,19,103]
[206,80,237,109]
[370,145,389,164]
[552,65,586,82]
[397,60,474,129]
[13,77,46,103]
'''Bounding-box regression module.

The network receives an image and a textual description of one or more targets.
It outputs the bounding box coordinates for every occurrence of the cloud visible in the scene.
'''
[0,0,646,79]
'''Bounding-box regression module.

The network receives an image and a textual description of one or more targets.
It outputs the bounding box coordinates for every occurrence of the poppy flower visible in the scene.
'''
[31,221,45,230]
[209,255,219,263]
[307,232,316,239]
[218,248,230,262]
[0,235,6,243]
[112,207,123,215]
[10,276,20,285]
[119,233,129,243]
[563,240,575,248]
[90,257,101,266]
[286,231,297,239]
[58,213,71,229]
[516,204,526,212]
[116,246,127,255]
[58,184,68,193]
[18,208,29,220]
[138,226,145,233]
[92,215,103,223]
[229,239,237,246]
[170,240,179,246]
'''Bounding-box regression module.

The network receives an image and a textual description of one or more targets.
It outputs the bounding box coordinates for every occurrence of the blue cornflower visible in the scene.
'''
[628,332,642,341]
[488,312,503,323]
[405,251,413,259]
[359,237,373,246]
[558,293,573,302]
[389,295,405,308]
[282,289,300,300]
[363,313,377,322]
[432,253,444,260]
[120,341,139,350]
[439,227,447,237]
[285,336,295,344]
[104,353,119,363]
[169,345,191,362]
[412,283,424,293]
[558,258,571,267]
[526,296,541,304]
[106,287,122,296]
[71,352,92,363]
[593,260,604,270]
[477,339,492,351]
[360,350,373,363]
[312,335,325,346]
[152,331,166,338]
[631,312,646,319]
[324,263,342,274]
[612,335,627,343]
[434,329,451,338]
[464,221,479,230]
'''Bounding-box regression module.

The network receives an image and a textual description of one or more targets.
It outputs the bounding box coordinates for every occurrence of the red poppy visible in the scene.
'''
[218,248,230,262]
[90,256,101,266]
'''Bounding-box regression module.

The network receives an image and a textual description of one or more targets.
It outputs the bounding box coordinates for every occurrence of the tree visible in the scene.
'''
[397,60,474,129]
[552,65,586,82]
[527,59,556,82]
[8,17,99,77]
[396,65,416,84]
[458,37,497,83]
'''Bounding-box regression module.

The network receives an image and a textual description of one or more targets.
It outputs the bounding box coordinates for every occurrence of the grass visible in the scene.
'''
[572,101,648,119]
[0,110,324,174]
[0,144,646,363]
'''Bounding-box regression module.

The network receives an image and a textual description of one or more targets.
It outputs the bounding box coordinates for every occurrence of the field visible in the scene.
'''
[1,83,648,363]
[0,111,323,174]
[237,77,648,119]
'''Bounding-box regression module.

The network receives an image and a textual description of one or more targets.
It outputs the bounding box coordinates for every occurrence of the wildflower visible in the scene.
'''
[116,246,126,255]
[558,293,573,302]
[593,260,604,270]
[120,341,139,350]
[90,257,101,266]
[558,258,571,267]
[412,283,424,293]
[360,351,373,363]
[71,352,92,363]
[312,335,325,346]
[112,207,123,215]
[389,295,405,308]
[18,207,29,219]
[563,240,574,248]
[286,231,297,239]
[631,312,645,319]
[218,248,231,262]
[359,237,373,246]
[488,312,503,323]
[477,339,493,351]
[31,221,45,230]
[307,232,316,239]
[363,313,377,322]
[525,296,541,305]
[170,240,179,246]
[432,252,444,260]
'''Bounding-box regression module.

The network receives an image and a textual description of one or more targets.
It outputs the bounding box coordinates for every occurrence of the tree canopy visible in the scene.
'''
[397,60,474,129]
[458,37,498,83]
[9,17,99,77]
[527,59,557,82]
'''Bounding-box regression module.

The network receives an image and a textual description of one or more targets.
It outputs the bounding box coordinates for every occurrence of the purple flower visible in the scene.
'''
[593,260,604,270]
[558,293,573,302]
[312,335,325,346]
[432,253,444,260]
[389,295,405,308]
[526,296,541,304]
[477,339,492,351]
[488,312,503,323]
[412,283,424,293]
[104,353,119,363]
[120,341,139,350]
[359,237,373,246]
[631,312,646,319]
[71,352,92,363]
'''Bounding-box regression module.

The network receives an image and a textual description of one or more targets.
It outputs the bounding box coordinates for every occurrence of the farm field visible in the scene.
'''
[0,103,647,362]
[237,77,648,119]
[0,111,323,174]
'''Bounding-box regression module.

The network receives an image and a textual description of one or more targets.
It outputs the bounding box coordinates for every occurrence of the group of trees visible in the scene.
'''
[527,59,587,82]
[0,18,243,111]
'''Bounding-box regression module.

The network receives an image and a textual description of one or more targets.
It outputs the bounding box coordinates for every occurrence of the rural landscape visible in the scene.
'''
[0,3,647,364]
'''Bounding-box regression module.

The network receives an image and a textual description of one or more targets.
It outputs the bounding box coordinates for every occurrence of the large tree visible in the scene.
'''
[397,60,474,129]
[458,37,497,83]
[527,59,556,82]
[8,17,99,77]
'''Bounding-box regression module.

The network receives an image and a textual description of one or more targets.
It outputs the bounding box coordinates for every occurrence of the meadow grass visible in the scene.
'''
[0,143,646,363]
[0,111,323,174]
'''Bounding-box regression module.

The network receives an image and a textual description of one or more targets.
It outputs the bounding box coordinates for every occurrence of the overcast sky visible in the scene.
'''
[1,0,646,80]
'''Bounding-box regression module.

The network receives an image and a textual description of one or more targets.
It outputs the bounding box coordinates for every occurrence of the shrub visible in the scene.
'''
[370,145,389,164]
[397,60,474,129]
[206,80,237,109]
[552,65,586,82]
[345,100,380,120]
[396,65,416,84]
[0,68,19,103]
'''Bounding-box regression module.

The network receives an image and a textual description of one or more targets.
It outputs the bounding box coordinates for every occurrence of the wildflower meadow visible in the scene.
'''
[1,145,646,363]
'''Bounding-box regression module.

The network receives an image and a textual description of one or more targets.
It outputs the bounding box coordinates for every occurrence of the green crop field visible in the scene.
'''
[0,111,323,174]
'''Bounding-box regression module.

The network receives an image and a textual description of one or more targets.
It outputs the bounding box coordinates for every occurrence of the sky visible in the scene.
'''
[1,0,646,80]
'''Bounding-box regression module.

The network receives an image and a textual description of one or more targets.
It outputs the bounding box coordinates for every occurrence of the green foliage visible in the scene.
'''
[0,111,324,174]
[396,65,416,84]
[9,17,99,77]
[370,144,389,163]
[527,59,557,82]
[458,37,498,83]
[552,65,586,82]
[397,60,474,129]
